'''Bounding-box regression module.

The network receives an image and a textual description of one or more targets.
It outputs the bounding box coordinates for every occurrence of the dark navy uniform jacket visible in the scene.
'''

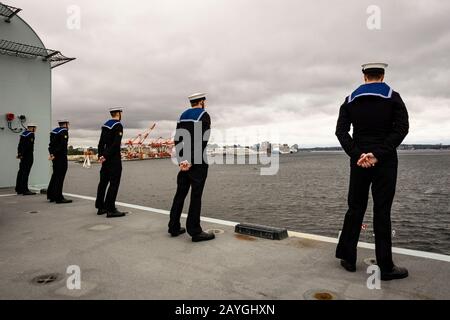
[336,82,409,164]
[18,130,35,159]
[175,108,211,165]
[98,119,123,160]
[49,127,69,157]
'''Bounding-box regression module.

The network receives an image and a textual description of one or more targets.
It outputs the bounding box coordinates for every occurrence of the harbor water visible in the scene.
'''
[64,151,450,255]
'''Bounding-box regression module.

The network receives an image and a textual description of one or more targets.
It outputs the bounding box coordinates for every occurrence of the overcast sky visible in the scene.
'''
[9,0,450,147]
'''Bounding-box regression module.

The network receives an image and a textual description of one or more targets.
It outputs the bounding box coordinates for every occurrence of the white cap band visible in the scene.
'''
[109,107,124,112]
[361,62,388,71]
[188,93,206,101]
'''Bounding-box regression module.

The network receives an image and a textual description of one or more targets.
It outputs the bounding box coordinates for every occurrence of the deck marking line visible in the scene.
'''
[58,192,450,262]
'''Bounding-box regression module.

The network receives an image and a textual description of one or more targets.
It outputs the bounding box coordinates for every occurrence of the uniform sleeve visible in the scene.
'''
[201,112,211,129]
[97,127,107,157]
[335,101,362,159]
[201,112,211,146]
[373,92,409,160]
[52,133,64,155]
[48,133,55,155]
[103,124,123,159]
[18,135,25,157]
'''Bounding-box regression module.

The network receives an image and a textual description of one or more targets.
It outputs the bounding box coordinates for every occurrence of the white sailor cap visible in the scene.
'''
[109,106,124,113]
[361,62,388,73]
[27,123,37,127]
[188,93,206,101]
[57,119,70,124]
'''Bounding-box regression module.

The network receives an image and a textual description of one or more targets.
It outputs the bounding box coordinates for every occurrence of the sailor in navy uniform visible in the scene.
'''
[15,123,37,195]
[95,107,126,218]
[168,93,215,242]
[47,120,72,204]
[335,63,409,281]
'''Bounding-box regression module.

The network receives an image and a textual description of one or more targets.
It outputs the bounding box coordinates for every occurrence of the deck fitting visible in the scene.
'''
[31,273,61,285]
[235,223,288,240]
[304,289,340,300]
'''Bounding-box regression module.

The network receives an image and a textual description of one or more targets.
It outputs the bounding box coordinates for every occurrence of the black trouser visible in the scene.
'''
[336,162,397,272]
[95,158,122,211]
[169,164,208,236]
[47,156,68,201]
[15,155,33,193]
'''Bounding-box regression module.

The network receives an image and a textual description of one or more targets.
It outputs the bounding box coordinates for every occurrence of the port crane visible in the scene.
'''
[124,123,174,160]
[125,123,156,159]
[149,137,175,158]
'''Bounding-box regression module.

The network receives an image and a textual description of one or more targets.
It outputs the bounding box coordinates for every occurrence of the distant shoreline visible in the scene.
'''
[298,145,450,152]
[297,150,450,157]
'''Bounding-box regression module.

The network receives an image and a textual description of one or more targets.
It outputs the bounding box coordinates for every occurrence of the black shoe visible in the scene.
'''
[381,265,409,281]
[192,231,215,242]
[169,227,186,237]
[97,208,107,215]
[48,199,55,202]
[106,209,126,218]
[340,260,356,272]
[55,198,73,204]
[23,191,36,196]
[16,192,23,195]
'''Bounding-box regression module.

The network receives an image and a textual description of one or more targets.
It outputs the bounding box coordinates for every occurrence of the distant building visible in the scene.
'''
[0,2,74,187]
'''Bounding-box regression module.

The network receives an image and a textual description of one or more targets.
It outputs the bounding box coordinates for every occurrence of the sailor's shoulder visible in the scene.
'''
[102,119,122,130]
[51,127,67,134]
[390,90,401,99]
[199,111,211,123]
[346,82,393,103]
[21,130,33,137]
[200,110,210,117]
[179,108,193,118]
[179,108,206,122]
[389,90,406,106]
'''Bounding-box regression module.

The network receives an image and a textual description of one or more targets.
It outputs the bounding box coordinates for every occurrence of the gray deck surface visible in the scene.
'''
[0,189,448,300]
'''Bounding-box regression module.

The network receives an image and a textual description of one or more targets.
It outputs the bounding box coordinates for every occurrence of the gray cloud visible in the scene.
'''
[10,0,450,146]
